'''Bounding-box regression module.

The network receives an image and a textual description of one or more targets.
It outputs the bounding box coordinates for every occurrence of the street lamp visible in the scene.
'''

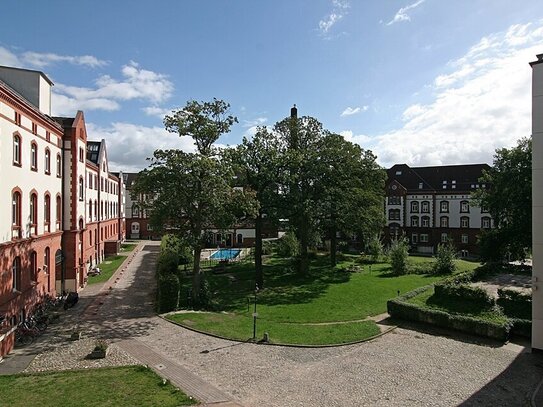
[253,283,259,340]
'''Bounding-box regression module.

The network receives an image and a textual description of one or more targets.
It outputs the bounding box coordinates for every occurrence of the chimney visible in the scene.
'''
[290,104,297,119]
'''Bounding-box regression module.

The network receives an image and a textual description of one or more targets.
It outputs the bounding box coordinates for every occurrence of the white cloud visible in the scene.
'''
[340,130,372,145]
[0,47,23,67]
[386,0,425,26]
[341,106,368,117]
[51,61,174,115]
[368,21,543,167]
[142,106,173,119]
[318,0,350,35]
[242,117,267,127]
[21,52,107,68]
[86,122,196,172]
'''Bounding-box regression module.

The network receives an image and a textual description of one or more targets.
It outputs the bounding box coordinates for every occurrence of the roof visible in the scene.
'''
[86,141,101,164]
[52,116,75,128]
[387,163,490,193]
[0,65,54,85]
[121,172,140,189]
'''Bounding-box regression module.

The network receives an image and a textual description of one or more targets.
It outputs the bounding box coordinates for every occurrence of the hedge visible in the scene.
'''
[509,318,532,338]
[497,288,532,320]
[387,287,512,341]
[157,273,180,313]
[434,282,495,309]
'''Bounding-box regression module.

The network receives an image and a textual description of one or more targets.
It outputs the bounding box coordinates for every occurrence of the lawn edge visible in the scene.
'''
[160,313,397,348]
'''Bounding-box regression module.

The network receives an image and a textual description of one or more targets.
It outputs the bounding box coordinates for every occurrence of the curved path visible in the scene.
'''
[76,242,543,406]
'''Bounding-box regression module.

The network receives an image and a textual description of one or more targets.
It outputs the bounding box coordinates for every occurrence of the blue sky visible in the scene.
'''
[1,0,542,171]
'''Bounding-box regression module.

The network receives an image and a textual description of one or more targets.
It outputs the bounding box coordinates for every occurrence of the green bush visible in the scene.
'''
[157,252,179,276]
[509,318,531,338]
[366,236,384,263]
[497,288,532,319]
[157,273,180,313]
[409,262,433,275]
[276,232,300,258]
[388,238,409,275]
[434,283,495,309]
[261,240,274,255]
[432,243,457,275]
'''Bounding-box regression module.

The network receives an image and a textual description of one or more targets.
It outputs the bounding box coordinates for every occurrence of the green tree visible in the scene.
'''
[317,133,386,266]
[433,243,457,275]
[388,238,409,275]
[228,126,285,288]
[474,137,532,261]
[134,99,256,305]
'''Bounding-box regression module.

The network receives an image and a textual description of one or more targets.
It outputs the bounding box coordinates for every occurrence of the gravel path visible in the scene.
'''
[23,241,543,406]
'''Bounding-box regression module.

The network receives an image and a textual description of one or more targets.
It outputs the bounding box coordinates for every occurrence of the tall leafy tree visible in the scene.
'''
[134,99,256,304]
[317,133,386,266]
[474,137,532,261]
[228,126,285,288]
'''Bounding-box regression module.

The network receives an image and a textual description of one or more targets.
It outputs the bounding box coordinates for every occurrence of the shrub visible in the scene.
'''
[366,236,384,263]
[409,262,433,275]
[432,243,457,275]
[434,282,495,309]
[388,238,409,275]
[276,232,300,258]
[497,288,532,319]
[509,318,532,338]
[157,252,179,276]
[157,273,180,313]
[261,240,274,255]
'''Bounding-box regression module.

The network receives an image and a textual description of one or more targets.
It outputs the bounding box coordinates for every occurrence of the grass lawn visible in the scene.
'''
[168,253,479,344]
[0,365,196,407]
[121,242,138,252]
[87,255,126,285]
[406,286,508,324]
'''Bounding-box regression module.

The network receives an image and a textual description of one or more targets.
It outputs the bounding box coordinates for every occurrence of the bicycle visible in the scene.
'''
[14,326,35,346]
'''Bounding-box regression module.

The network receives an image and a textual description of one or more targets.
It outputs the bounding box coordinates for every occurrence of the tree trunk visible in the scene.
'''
[192,244,202,304]
[255,213,264,289]
[330,224,337,267]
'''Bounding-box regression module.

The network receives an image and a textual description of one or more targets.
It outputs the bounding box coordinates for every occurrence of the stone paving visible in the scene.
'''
[2,240,543,407]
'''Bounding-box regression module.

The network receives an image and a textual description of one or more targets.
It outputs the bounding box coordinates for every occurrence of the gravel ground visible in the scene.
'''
[24,338,139,373]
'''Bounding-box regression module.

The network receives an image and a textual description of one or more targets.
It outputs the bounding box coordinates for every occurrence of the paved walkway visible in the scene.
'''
[3,240,543,406]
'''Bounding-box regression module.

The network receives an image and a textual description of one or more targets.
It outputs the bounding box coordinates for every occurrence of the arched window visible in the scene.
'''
[410,201,419,213]
[44,194,51,232]
[79,177,84,201]
[460,216,469,228]
[440,216,449,228]
[13,134,21,165]
[12,190,22,239]
[56,154,62,177]
[44,148,51,174]
[482,217,491,229]
[30,251,38,282]
[460,200,470,213]
[441,233,448,243]
[101,202,104,219]
[89,199,93,220]
[389,223,401,238]
[12,257,21,291]
[30,192,38,234]
[440,201,449,213]
[421,201,430,213]
[410,216,419,227]
[30,142,38,171]
[44,247,51,292]
[89,230,92,246]
[388,209,400,220]
[56,195,62,228]
[421,216,430,228]
[94,200,98,221]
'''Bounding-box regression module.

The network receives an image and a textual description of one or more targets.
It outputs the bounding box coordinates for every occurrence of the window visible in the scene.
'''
[147,224,153,231]
[94,175,98,190]
[14,111,21,125]
[482,217,491,229]
[13,134,21,165]
[418,182,423,189]
[30,193,38,234]
[460,201,469,213]
[481,206,489,213]
[410,201,419,213]
[412,233,418,243]
[441,233,448,243]
[411,216,419,227]
[89,199,93,221]
[132,205,140,218]
[79,147,84,163]
[32,123,37,134]
[421,216,430,228]
[44,194,51,232]
[440,201,449,213]
[44,149,51,174]
[420,234,429,243]
[12,190,22,239]
[56,154,62,177]
[94,200,98,221]
[389,223,400,238]
[131,222,140,232]
[56,195,62,228]
[461,234,469,244]
[395,170,402,175]
[31,142,38,171]
[46,131,50,142]
[440,216,449,228]
[12,257,21,292]
[388,196,401,205]
[30,251,37,282]
[44,248,50,277]
[88,173,93,189]
[89,230,93,245]
[79,177,84,201]
[421,201,430,213]
[460,216,469,228]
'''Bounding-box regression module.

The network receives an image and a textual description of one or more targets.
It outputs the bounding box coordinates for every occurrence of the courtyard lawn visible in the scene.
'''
[169,254,479,344]
[87,255,126,285]
[121,242,138,252]
[0,365,196,407]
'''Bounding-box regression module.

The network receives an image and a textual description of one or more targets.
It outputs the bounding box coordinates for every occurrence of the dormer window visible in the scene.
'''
[418,182,423,189]
[395,170,402,175]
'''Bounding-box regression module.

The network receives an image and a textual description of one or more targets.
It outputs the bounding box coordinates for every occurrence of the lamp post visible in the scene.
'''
[253,283,259,340]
